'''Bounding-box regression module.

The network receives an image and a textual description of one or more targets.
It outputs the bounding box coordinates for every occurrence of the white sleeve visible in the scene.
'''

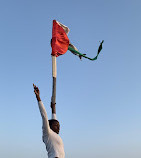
[38,101,50,135]
[52,113,57,120]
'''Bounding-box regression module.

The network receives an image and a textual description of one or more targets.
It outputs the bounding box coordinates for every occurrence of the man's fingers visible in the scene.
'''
[33,84,40,97]
[34,86,39,94]
[33,83,36,88]
[33,84,38,90]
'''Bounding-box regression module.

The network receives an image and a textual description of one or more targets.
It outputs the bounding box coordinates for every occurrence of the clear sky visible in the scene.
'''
[0,0,141,158]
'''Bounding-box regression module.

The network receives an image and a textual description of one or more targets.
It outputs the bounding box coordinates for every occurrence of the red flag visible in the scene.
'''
[51,20,70,57]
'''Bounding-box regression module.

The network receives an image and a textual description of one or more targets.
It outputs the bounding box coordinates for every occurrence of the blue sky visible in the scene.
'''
[0,0,141,158]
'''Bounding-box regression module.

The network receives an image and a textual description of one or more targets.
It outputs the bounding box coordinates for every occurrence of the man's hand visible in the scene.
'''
[33,84,41,101]
[51,102,56,114]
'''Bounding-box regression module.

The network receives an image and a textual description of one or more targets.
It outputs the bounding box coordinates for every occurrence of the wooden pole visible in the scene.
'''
[51,55,57,104]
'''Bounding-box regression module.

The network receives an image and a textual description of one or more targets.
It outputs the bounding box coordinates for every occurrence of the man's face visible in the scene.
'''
[50,121,60,134]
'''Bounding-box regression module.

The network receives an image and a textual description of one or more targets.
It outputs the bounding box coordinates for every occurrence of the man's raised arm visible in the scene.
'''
[33,84,50,134]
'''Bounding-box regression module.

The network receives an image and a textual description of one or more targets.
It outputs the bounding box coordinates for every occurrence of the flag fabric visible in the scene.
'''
[68,42,104,61]
[51,20,104,60]
[51,20,70,57]
[97,40,104,55]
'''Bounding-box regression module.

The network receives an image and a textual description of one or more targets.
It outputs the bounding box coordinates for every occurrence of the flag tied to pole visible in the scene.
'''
[51,20,70,57]
[51,20,104,60]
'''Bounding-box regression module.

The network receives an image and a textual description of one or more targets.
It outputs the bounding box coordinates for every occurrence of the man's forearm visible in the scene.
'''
[52,108,56,114]
[51,102,56,114]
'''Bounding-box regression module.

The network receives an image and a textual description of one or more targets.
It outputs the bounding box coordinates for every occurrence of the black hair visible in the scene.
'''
[48,119,59,127]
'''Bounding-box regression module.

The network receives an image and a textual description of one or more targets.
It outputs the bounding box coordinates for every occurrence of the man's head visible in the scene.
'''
[49,119,60,134]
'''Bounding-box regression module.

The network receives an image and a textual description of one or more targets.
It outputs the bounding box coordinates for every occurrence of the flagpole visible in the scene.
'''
[51,55,57,104]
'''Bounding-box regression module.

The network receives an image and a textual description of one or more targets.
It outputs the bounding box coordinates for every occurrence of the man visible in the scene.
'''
[33,84,65,158]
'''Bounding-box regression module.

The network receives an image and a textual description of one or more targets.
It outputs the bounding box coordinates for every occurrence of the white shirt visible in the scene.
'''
[38,101,65,158]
